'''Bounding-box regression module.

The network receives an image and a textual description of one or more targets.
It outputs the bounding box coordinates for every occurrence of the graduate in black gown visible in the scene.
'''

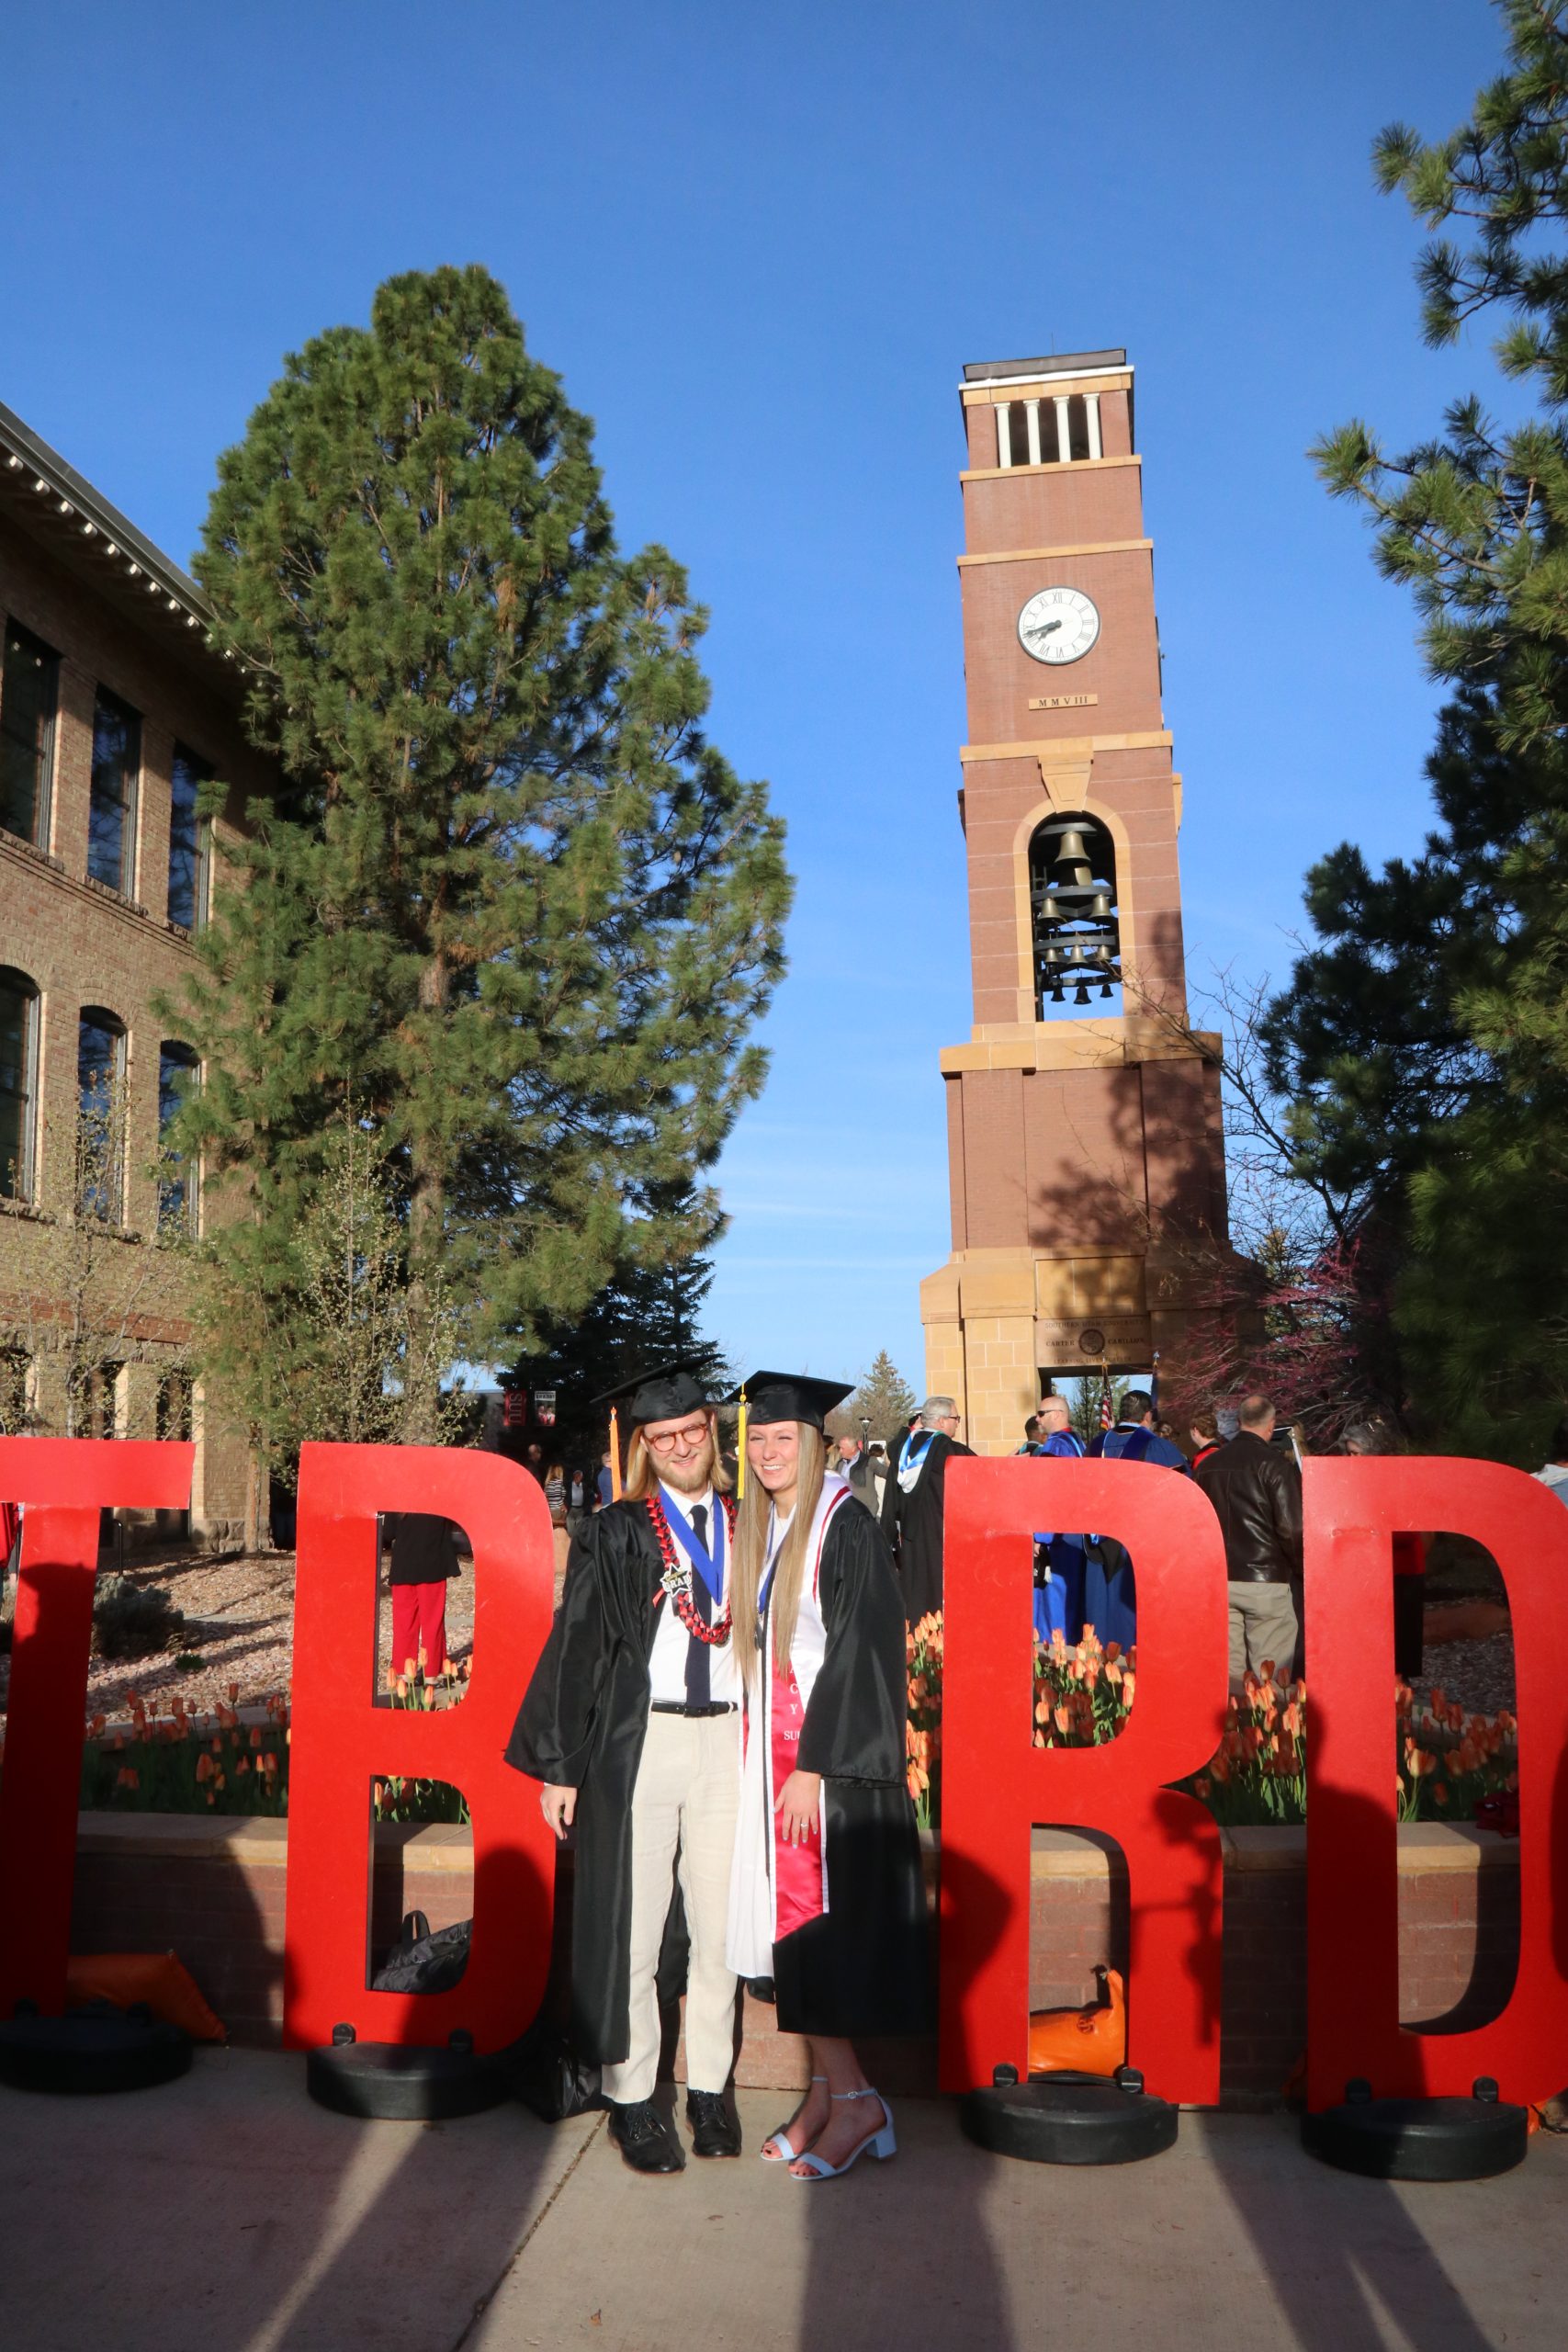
[505,1363,744,2175]
[726,1372,930,2181]
[879,1394,976,1623]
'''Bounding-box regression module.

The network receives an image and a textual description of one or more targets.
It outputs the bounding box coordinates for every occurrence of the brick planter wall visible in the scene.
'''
[66,1815,1519,2105]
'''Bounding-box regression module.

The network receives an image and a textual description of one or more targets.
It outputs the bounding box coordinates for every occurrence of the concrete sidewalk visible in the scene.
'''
[3,2050,1562,2351]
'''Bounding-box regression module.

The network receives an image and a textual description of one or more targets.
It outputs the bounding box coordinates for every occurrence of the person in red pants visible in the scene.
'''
[385,1512,460,1679]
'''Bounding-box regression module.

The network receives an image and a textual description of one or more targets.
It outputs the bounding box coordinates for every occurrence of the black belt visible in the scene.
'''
[649,1701,737,1718]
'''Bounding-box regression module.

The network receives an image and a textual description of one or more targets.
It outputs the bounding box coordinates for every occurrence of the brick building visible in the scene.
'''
[0,400,279,1542]
[921,352,1231,1448]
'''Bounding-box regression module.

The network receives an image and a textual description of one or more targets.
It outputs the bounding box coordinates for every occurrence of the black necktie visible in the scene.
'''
[685,1502,711,1707]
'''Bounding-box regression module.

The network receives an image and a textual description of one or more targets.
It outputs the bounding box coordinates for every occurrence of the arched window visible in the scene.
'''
[0,966,39,1202]
[77,1007,127,1223]
[1029,813,1122,1012]
[158,1041,200,1234]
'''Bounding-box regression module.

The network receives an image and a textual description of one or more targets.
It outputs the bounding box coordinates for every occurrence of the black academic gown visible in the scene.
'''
[879,1430,976,1623]
[503,1500,666,2067]
[774,1500,931,2040]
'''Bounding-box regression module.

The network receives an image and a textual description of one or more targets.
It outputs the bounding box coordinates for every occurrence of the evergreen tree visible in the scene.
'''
[513,1178,732,1460]
[845,1351,918,1442]
[164,267,789,1442]
[1269,6,1568,1459]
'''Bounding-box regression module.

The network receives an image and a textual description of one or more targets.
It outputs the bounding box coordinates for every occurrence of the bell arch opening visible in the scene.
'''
[1029,811,1122,1012]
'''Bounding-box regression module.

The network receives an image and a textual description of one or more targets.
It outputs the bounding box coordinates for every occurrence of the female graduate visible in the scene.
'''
[725,1372,930,2181]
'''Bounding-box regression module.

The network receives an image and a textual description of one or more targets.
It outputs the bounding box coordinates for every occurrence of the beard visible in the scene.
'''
[659,1439,716,1495]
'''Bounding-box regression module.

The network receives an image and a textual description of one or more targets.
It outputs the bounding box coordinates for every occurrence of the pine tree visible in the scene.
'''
[845,1351,918,1442]
[163,267,790,1444]
[1270,6,1568,1459]
[513,1178,732,1460]
[1312,2,1568,751]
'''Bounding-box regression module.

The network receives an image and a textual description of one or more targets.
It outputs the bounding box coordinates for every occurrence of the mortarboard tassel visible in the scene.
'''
[737,1387,748,1501]
[610,1403,623,1502]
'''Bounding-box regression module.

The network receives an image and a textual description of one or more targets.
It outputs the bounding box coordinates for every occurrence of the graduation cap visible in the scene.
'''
[728,1371,853,1432]
[593,1361,716,1502]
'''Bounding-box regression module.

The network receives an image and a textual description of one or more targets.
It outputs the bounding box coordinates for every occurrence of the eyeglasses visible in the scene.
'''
[644,1421,711,1455]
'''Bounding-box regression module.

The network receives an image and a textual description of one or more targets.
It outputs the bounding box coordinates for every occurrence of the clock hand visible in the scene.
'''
[1026,619,1064,639]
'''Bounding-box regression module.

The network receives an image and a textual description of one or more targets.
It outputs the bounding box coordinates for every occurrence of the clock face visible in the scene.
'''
[1018,585,1100,666]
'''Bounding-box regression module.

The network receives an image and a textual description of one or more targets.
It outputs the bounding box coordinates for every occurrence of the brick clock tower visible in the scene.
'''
[920,349,1230,1452]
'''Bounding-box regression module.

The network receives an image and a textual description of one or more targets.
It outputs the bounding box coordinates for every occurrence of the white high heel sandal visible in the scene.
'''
[761,2075,828,2162]
[790,2087,896,2180]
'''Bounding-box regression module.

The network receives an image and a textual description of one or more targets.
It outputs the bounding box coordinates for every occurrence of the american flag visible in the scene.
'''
[1099,1371,1114,1430]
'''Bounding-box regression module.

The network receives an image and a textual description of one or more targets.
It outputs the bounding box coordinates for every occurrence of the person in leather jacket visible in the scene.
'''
[1195,1394,1303,1682]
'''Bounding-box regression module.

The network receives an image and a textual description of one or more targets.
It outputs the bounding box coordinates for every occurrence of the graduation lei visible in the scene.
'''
[645,1491,738,1646]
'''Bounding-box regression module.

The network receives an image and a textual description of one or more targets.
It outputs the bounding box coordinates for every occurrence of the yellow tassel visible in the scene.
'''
[609,1404,623,1502]
[737,1389,748,1500]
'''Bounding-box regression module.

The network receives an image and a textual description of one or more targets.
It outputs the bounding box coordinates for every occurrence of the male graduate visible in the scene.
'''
[505,1364,742,2174]
[1082,1385,1190,1648]
[879,1394,975,1623]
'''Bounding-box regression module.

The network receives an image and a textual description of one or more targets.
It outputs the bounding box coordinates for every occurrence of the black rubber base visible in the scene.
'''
[0,2002,193,2095]
[961,2067,1179,2165]
[307,2033,508,2121]
[1303,2080,1529,2181]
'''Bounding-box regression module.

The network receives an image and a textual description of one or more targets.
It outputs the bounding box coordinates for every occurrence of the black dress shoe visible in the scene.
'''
[687,2088,742,2158]
[607,2098,685,2174]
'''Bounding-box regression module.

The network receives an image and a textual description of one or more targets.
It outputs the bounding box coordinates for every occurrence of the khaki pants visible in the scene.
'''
[1228,1582,1299,1683]
[600,1711,740,2105]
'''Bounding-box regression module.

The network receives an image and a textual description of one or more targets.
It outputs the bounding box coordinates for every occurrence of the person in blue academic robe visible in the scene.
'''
[1083,1385,1190,1649]
[1029,1396,1088,1645]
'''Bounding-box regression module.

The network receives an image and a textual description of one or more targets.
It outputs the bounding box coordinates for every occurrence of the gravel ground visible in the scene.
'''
[0,1528,571,1724]
[1411,1631,1516,1719]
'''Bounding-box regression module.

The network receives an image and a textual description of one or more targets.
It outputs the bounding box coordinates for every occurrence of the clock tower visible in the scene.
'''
[920,349,1231,1450]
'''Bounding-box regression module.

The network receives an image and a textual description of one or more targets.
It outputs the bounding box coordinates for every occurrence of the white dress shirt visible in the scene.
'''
[647,1482,739,1706]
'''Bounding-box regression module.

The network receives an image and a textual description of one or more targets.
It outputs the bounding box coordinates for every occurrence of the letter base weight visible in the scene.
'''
[1302,2078,1528,2182]
[961,2066,1178,2165]
[307,2027,508,2121]
[0,2000,192,2094]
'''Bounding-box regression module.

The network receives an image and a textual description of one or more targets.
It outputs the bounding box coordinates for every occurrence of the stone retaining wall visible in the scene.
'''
[67,1815,1519,2105]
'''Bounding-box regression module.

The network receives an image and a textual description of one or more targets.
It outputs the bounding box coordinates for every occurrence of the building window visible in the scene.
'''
[0,966,39,1203]
[158,1041,199,1234]
[88,688,141,895]
[73,1360,122,1439]
[77,1008,127,1223]
[1029,812,1122,1011]
[168,743,213,930]
[0,620,59,848]
[0,1346,30,1435]
[156,1369,194,1442]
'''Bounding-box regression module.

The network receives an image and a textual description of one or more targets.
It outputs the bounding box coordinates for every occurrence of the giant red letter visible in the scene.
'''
[284,1442,557,2052]
[1305,1457,1568,2111]
[940,1455,1230,2100]
[0,1438,195,2018]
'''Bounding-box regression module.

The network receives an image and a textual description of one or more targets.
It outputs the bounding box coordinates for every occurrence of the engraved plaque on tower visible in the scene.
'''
[919,350,1232,1452]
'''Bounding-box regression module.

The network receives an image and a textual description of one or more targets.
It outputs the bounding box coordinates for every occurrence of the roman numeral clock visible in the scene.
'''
[919,349,1233,1450]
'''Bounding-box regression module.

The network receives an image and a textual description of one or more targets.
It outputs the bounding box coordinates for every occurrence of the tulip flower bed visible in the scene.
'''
[53,1667,471,1822]
[905,1611,1517,1834]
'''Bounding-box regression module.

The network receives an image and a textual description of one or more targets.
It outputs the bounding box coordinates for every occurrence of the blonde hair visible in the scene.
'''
[729,1423,827,1687]
[621,1410,731,1504]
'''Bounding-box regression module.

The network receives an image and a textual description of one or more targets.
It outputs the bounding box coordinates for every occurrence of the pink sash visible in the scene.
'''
[770,1661,825,1940]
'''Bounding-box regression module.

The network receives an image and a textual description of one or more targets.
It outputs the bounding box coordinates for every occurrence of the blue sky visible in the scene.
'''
[2,0,1517,1391]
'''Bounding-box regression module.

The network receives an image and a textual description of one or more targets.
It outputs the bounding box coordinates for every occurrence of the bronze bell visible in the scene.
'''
[1089,889,1112,921]
[1053,835,1091,889]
